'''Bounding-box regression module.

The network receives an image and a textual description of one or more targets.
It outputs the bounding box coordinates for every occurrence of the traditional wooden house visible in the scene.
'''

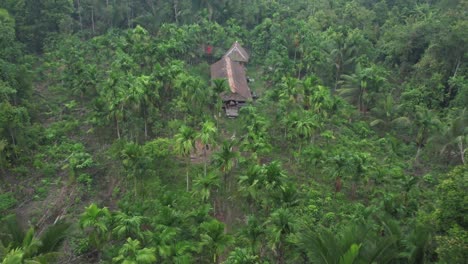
[211,56,252,117]
[224,41,249,64]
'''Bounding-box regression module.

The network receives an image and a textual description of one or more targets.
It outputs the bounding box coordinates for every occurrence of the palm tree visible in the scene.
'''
[212,79,228,123]
[283,111,319,152]
[238,165,263,211]
[148,224,179,261]
[212,79,228,95]
[174,125,197,191]
[224,247,260,264]
[370,94,401,132]
[240,215,264,256]
[112,212,144,240]
[200,219,232,263]
[325,38,357,91]
[212,139,239,191]
[327,152,357,195]
[192,171,220,213]
[291,113,317,142]
[119,142,145,198]
[401,224,433,263]
[294,218,401,264]
[412,106,441,163]
[429,108,467,164]
[339,66,368,112]
[339,63,387,113]
[262,161,287,193]
[279,76,302,105]
[197,120,217,176]
[265,208,295,264]
[79,203,111,253]
[0,214,70,263]
[241,115,272,164]
[112,238,156,264]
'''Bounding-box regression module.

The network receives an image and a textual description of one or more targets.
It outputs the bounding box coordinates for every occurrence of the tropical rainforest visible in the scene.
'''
[0,0,467,263]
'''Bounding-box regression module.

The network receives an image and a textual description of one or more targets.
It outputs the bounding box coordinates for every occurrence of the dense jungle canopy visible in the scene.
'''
[0,0,467,263]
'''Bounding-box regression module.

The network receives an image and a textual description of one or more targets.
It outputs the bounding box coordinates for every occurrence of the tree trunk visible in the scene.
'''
[173,0,179,24]
[334,63,341,92]
[8,127,16,146]
[458,139,465,165]
[204,148,207,176]
[77,0,83,31]
[277,241,285,264]
[186,158,190,192]
[335,176,342,193]
[134,175,137,199]
[415,145,421,165]
[115,114,121,139]
[144,109,148,139]
[351,181,357,200]
[91,6,95,35]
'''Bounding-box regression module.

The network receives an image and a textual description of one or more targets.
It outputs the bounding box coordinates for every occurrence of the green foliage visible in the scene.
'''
[0,193,16,213]
[1,1,467,263]
[80,203,111,252]
[435,166,468,230]
[112,238,156,264]
[0,215,69,263]
[436,225,468,264]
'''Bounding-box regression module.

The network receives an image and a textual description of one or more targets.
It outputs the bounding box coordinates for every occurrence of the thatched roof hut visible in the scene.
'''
[211,56,252,102]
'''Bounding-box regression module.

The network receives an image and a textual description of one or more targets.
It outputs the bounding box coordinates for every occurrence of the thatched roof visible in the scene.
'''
[225,41,249,63]
[211,56,252,101]
[219,91,248,102]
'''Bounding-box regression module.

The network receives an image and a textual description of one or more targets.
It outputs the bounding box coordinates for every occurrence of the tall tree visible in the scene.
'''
[174,125,196,191]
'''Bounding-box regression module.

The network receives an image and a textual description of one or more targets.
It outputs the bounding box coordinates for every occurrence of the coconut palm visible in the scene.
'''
[412,106,441,163]
[174,125,197,191]
[429,108,468,164]
[339,63,387,113]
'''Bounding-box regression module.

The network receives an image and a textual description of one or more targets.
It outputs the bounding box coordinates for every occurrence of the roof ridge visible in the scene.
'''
[224,57,237,94]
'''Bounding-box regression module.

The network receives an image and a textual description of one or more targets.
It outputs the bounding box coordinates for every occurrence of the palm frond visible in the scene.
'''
[37,222,70,255]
